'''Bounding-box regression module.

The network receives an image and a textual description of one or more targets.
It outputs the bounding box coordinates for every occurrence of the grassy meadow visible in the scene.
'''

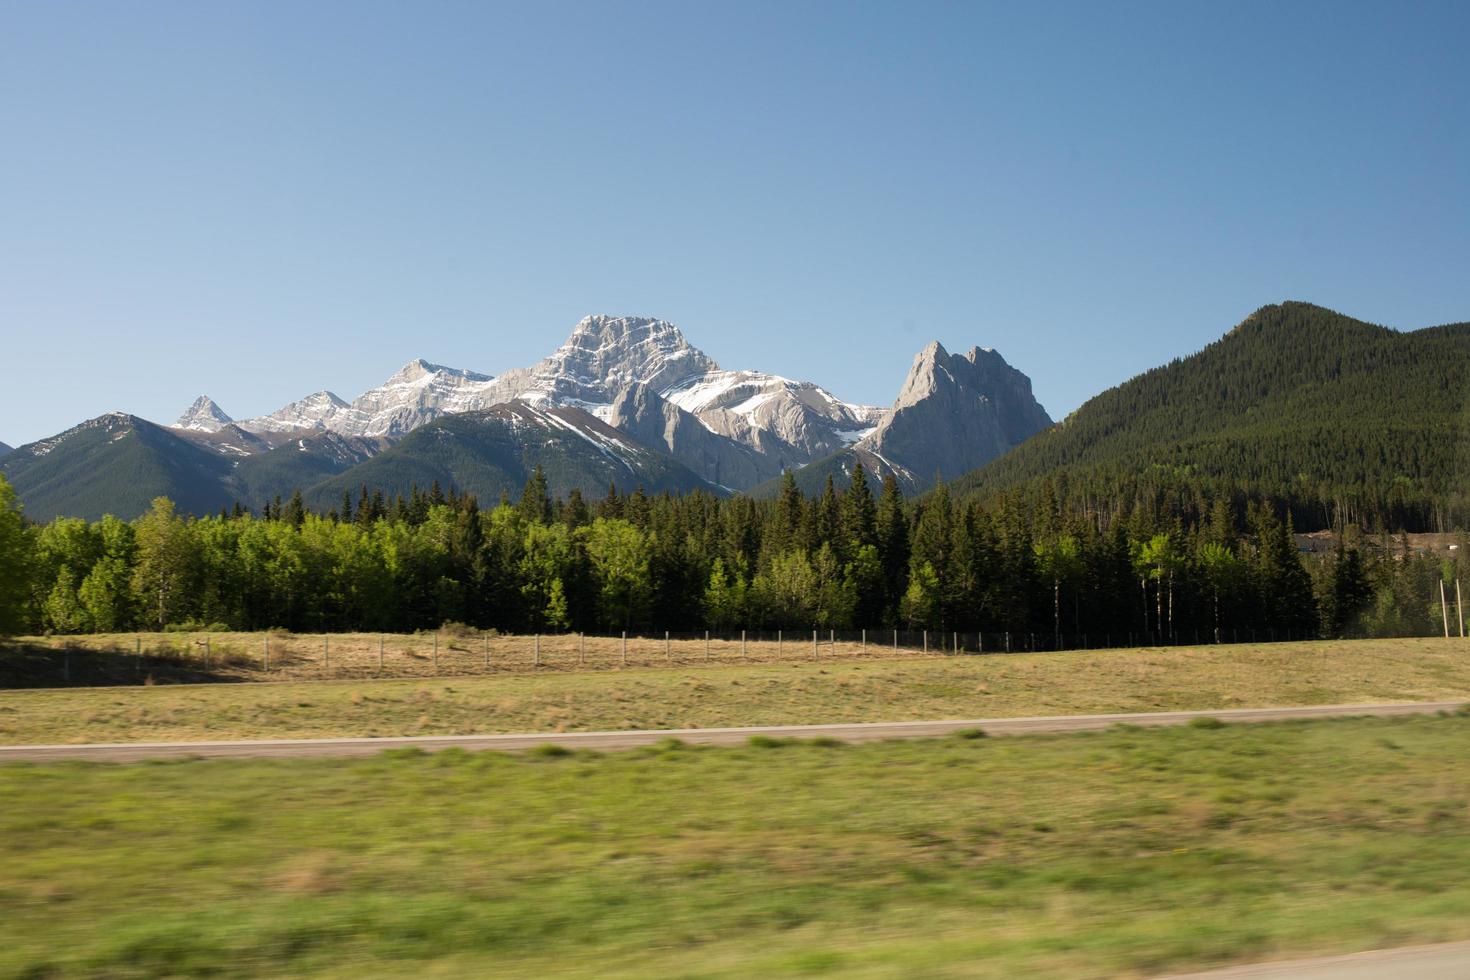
[2,637,1468,744]
[1,628,952,686]
[4,713,1470,978]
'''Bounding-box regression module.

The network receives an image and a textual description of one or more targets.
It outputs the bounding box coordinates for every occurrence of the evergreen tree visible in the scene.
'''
[811,476,842,559]
[875,473,909,621]
[597,482,624,520]
[1252,504,1318,636]
[765,472,807,560]
[284,490,306,529]
[1322,544,1373,637]
[517,466,551,525]
[840,461,878,552]
[563,488,590,528]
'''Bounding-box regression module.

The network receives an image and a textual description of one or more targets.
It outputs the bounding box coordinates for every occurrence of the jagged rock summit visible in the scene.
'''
[174,395,233,432]
[856,341,1052,483]
[512,315,720,406]
[747,337,1053,497]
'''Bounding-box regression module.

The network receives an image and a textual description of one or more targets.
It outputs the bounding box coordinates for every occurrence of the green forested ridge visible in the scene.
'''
[301,406,717,512]
[0,415,238,522]
[0,460,1453,643]
[224,431,383,510]
[0,406,717,522]
[952,302,1470,531]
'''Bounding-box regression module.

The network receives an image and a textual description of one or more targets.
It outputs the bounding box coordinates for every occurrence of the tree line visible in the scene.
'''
[0,467,1461,641]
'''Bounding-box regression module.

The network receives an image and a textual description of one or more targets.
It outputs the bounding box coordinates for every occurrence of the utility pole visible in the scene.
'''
[1441,580,1451,638]
[1458,579,1465,638]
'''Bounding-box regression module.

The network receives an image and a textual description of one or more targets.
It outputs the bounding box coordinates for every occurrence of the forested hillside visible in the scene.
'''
[301,404,717,511]
[0,415,237,522]
[953,303,1470,531]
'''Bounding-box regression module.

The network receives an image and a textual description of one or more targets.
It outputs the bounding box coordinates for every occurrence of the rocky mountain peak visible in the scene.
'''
[174,395,234,432]
[542,315,719,397]
[386,358,493,386]
[857,339,1051,485]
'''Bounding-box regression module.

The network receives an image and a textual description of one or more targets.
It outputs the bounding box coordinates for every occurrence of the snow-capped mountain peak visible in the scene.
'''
[518,315,719,406]
[174,395,234,432]
[241,390,350,434]
[386,358,493,386]
[239,360,500,438]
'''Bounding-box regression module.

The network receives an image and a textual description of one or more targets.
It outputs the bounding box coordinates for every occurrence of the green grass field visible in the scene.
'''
[4,713,1470,978]
[3,637,1469,745]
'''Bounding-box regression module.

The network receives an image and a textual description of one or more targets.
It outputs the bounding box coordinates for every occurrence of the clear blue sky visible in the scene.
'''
[2,1,1467,445]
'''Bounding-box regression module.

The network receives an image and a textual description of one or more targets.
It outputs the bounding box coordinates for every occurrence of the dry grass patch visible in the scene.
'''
[1,637,1469,744]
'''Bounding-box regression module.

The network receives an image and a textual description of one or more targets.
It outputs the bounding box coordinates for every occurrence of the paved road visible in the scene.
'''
[0,700,1462,763]
[1159,940,1470,978]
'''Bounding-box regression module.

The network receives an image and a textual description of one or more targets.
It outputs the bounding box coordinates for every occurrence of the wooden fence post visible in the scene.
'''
[741,629,747,658]
[535,634,541,667]
[264,634,270,670]
[580,632,585,667]
[433,633,439,673]
[323,635,328,671]
[665,630,671,662]
[704,630,710,662]
[380,633,385,671]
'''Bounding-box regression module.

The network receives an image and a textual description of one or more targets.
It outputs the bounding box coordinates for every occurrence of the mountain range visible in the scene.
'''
[1,315,1051,520]
[13,301,1459,530]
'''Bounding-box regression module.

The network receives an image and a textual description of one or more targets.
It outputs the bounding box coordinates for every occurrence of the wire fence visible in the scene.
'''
[0,625,1373,688]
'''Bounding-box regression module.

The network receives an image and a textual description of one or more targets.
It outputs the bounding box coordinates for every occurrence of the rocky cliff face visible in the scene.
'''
[856,342,1052,484]
[604,383,779,490]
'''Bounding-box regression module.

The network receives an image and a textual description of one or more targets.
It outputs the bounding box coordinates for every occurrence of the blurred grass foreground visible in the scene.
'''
[5,713,1470,978]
